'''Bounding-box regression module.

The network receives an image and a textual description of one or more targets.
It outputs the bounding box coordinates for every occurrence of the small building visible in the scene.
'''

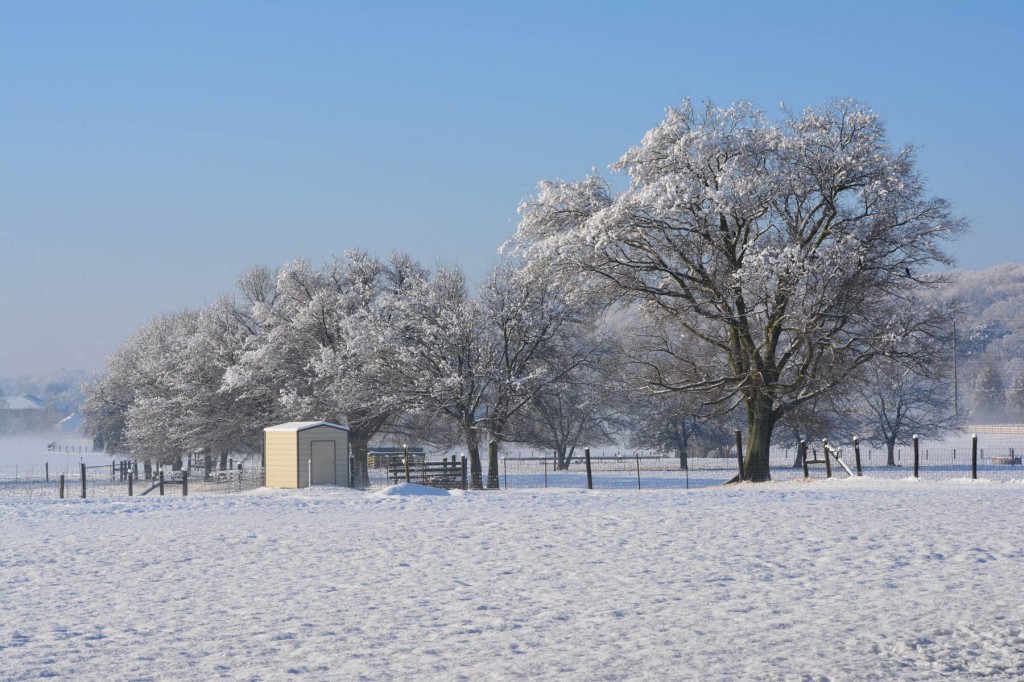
[263,421,350,488]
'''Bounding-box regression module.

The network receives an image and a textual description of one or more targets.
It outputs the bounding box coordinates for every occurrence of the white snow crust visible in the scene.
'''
[373,482,453,497]
[2,479,1023,680]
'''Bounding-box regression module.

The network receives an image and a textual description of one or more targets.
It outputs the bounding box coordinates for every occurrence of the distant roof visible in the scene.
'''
[1,396,45,410]
[263,421,350,432]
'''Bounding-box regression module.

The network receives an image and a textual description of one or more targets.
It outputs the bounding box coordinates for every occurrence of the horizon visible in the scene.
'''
[3,1,1022,376]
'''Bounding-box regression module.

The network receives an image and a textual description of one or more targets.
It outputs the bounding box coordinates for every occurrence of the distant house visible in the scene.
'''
[0,395,68,433]
[2,395,45,410]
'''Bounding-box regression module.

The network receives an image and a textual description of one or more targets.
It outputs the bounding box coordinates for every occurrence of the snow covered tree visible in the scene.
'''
[176,296,272,470]
[82,299,266,472]
[224,252,422,486]
[514,99,965,481]
[617,315,735,469]
[626,390,731,470]
[1007,370,1024,423]
[94,310,202,468]
[971,363,1006,422]
[377,265,495,488]
[775,394,859,467]
[507,332,621,470]
[373,257,602,487]
[857,355,960,466]
[478,262,602,484]
[82,361,137,455]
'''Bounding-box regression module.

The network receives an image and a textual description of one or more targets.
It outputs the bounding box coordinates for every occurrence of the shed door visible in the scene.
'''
[310,440,337,485]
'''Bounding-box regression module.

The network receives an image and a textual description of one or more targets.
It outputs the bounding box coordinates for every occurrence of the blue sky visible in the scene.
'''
[2,0,1022,377]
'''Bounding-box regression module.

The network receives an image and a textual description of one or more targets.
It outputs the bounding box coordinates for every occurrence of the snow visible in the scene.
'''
[0,435,107,471]
[263,421,349,432]
[3,478,1023,680]
[373,482,453,497]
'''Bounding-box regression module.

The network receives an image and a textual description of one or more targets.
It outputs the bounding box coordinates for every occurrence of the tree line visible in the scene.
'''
[84,98,976,482]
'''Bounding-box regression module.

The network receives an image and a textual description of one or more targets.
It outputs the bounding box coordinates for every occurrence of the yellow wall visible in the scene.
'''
[265,431,298,488]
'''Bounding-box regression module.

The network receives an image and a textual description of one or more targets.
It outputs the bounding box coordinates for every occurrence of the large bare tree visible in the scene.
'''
[514,99,964,481]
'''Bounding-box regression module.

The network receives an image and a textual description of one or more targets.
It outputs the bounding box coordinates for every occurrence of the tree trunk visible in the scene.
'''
[486,440,500,489]
[466,428,483,489]
[742,407,775,482]
[203,453,213,481]
[219,452,228,471]
[887,440,897,467]
[171,454,183,472]
[349,431,370,487]
[677,431,690,470]
[791,431,804,468]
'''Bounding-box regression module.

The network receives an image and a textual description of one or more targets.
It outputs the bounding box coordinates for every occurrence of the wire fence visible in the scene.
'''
[2,434,1022,500]
[0,459,264,501]
[365,434,1024,491]
[786,434,1024,483]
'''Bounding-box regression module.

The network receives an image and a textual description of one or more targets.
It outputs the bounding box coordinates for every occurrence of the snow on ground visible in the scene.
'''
[2,479,1023,681]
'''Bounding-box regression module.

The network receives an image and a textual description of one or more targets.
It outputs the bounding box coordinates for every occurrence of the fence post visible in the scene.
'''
[734,430,745,482]
[182,471,188,497]
[460,455,468,491]
[159,471,165,496]
[502,457,507,490]
[822,439,832,479]
[128,472,133,497]
[403,444,411,483]
[111,461,115,481]
[543,456,548,488]
[59,474,65,499]
[584,447,593,490]
[801,440,809,479]
[853,436,862,476]
[971,434,978,480]
[45,462,49,482]
[80,463,87,499]
[913,435,920,479]
[635,451,642,490]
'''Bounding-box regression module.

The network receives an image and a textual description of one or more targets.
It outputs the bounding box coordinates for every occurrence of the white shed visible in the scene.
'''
[263,421,350,488]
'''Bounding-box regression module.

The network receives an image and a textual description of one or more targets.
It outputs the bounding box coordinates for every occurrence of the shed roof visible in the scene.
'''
[263,421,350,432]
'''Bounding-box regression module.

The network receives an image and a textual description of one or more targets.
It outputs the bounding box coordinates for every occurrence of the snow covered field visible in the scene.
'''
[2,478,1023,680]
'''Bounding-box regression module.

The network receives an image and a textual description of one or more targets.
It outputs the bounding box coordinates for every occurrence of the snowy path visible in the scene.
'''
[2,478,1023,680]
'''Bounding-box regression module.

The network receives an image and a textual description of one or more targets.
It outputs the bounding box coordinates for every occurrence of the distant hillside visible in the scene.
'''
[945,263,1024,421]
[949,263,1024,327]
[0,368,90,406]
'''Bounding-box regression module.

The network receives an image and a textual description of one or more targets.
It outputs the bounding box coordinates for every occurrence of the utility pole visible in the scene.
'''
[953,314,959,422]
